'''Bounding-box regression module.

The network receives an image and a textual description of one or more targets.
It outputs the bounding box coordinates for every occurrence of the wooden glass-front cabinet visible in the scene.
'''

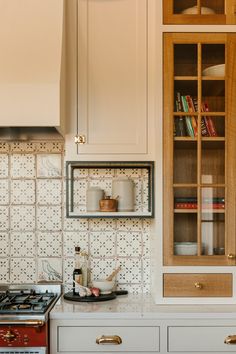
[164,0,236,24]
[163,33,236,266]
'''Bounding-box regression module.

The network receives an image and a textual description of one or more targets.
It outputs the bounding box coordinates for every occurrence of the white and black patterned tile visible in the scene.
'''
[0,206,9,231]
[117,283,142,295]
[133,179,142,206]
[89,219,116,232]
[37,154,62,177]
[116,219,142,232]
[10,232,35,257]
[37,179,62,205]
[10,258,36,283]
[63,231,89,257]
[142,219,151,233]
[117,258,142,283]
[11,154,35,178]
[0,143,9,153]
[0,180,9,204]
[37,258,62,282]
[0,154,9,178]
[0,258,9,283]
[35,141,64,153]
[115,168,142,178]
[88,168,114,179]
[72,168,88,179]
[142,178,149,205]
[142,258,151,282]
[37,206,62,231]
[11,142,35,152]
[37,232,62,257]
[63,258,74,283]
[0,233,9,256]
[63,217,89,232]
[10,206,35,231]
[73,180,88,205]
[117,232,142,257]
[143,282,150,294]
[90,258,116,280]
[11,180,35,204]
[142,233,150,257]
[90,232,116,258]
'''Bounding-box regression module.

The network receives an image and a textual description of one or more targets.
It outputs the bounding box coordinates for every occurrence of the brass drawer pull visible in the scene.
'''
[96,335,122,345]
[228,254,236,260]
[75,134,86,145]
[194,282,203,289]
[225,335,236,344]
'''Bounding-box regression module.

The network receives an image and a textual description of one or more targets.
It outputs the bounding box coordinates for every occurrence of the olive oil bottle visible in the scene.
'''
[73,246,83,295]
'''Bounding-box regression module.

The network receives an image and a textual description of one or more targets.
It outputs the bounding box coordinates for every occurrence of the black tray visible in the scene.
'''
[64,291,117,302]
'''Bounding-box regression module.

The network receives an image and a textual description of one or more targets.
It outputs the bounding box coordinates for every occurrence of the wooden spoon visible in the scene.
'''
[106,266,121,281]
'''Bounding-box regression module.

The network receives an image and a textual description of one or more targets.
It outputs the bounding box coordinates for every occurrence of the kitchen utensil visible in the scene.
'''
[174,242,198,256]
[202,64,225,77]
[86,187,104,211]
[106,266,121,281]
[112,177,134,211]
[181,6,215,15]
[92,279,115,294]
[99,196,117,212]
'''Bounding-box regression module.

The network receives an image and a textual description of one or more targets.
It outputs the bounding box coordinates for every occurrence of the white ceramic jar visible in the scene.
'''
[112,177,134,211]
[86,187,104,211]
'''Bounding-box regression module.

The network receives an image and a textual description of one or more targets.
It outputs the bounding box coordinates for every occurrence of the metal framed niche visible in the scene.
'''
[66,161,154,218]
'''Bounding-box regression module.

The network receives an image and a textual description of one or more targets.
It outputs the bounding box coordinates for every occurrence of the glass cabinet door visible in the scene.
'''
[163,0,235,25]
[164,33,236,266]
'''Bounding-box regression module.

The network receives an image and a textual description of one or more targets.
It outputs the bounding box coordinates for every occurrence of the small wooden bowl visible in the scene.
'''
[99,197,117,212]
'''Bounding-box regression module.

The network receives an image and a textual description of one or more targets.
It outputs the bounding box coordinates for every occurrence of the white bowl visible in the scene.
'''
[92,279,115,295]
[202,64,225,77]
[181,6,215,15]
[174,242,198,256]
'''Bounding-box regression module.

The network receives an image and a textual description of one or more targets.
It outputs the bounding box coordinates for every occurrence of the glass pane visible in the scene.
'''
[201,0,225,14]
[174,213,198,255]
[202,81,225,113]
[174,187,198,210]
[174,44,198,76]
[173,0,198,14]
[201,187,225,255]
[174,141,197,184]
[201,141,225,184]
[202,44,225,72]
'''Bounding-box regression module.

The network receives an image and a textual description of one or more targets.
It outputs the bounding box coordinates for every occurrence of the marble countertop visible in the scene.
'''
[50,293,236,320]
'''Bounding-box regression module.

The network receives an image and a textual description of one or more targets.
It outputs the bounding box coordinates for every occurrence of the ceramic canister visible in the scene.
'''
[86,187,104,211]
[112,177,134,212]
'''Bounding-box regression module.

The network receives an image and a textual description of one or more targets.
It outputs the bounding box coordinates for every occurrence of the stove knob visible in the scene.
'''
[3,330,16,342]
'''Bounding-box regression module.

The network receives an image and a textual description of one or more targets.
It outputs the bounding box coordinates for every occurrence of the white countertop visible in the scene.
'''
[50,293,236,320]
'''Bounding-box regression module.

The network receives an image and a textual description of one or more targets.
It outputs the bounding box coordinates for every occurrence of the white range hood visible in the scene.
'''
[0,0,65,133]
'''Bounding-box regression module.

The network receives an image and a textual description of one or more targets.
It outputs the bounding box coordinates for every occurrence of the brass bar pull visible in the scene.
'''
[75,134,86,145]
[227,254,236,260]
[224,335,236,344]
[96,335,122,345]
[0,320,44,327]
[194,282,203,289]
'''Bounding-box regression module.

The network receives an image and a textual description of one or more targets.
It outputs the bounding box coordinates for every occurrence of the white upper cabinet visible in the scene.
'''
[76,0,148,154]
[0,0,64,131]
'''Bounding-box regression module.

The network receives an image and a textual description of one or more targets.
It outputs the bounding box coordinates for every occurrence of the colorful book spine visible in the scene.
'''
[202,102,217,137]
[181,95,195,137]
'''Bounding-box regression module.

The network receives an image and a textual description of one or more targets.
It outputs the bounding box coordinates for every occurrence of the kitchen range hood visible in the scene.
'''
[0,0,65,135]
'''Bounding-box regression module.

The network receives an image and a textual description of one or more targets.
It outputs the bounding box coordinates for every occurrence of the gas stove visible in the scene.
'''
[0,284,61,353]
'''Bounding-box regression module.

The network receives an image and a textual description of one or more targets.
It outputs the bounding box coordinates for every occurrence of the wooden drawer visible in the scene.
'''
[163,273,232,297]
[168,326,236,352]
[58,326,160,352]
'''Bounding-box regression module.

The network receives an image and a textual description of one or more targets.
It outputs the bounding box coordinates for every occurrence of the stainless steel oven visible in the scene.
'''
[0,285,61,354]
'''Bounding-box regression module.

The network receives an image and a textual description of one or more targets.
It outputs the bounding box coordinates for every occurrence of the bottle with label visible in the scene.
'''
[80,251,89,287]
[73,246,83,295]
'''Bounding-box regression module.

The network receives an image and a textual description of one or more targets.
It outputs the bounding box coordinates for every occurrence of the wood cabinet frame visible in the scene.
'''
[163,33,236,266]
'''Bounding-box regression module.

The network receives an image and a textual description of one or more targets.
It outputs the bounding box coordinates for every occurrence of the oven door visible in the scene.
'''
[0,348,46,354]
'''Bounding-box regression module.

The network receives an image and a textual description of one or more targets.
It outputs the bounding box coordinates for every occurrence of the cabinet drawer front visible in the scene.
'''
[58,326,159,352]
[163,273,232,297]
[168,326,236,352]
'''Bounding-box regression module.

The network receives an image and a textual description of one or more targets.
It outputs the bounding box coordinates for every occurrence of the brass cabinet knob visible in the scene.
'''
[3,330,16,342]
[194,282,203,289]
[227,254,236,260]
[96,335,122,345]
[75,134,86,145]
[225,335,236,344]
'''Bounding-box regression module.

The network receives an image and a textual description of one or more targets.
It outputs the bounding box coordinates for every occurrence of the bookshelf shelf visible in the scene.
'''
[164,33,236,266]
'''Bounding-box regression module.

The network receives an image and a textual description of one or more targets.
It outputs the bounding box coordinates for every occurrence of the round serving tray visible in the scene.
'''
[63,291,117,302]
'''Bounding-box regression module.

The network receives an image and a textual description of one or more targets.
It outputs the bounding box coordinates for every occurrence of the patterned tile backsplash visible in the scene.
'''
[0,141,151,294]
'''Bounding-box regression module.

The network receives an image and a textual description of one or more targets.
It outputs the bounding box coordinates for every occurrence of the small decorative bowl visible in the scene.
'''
[92,279,115,294]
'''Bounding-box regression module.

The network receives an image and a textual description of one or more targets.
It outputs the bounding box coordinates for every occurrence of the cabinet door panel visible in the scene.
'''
[77,0,147,154]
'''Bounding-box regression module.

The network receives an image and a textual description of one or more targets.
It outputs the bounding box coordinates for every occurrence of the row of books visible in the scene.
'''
[174,93,218,137]
[174,197,225,209]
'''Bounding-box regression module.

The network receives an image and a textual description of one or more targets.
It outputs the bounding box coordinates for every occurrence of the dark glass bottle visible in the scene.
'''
[73,246,83,295]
